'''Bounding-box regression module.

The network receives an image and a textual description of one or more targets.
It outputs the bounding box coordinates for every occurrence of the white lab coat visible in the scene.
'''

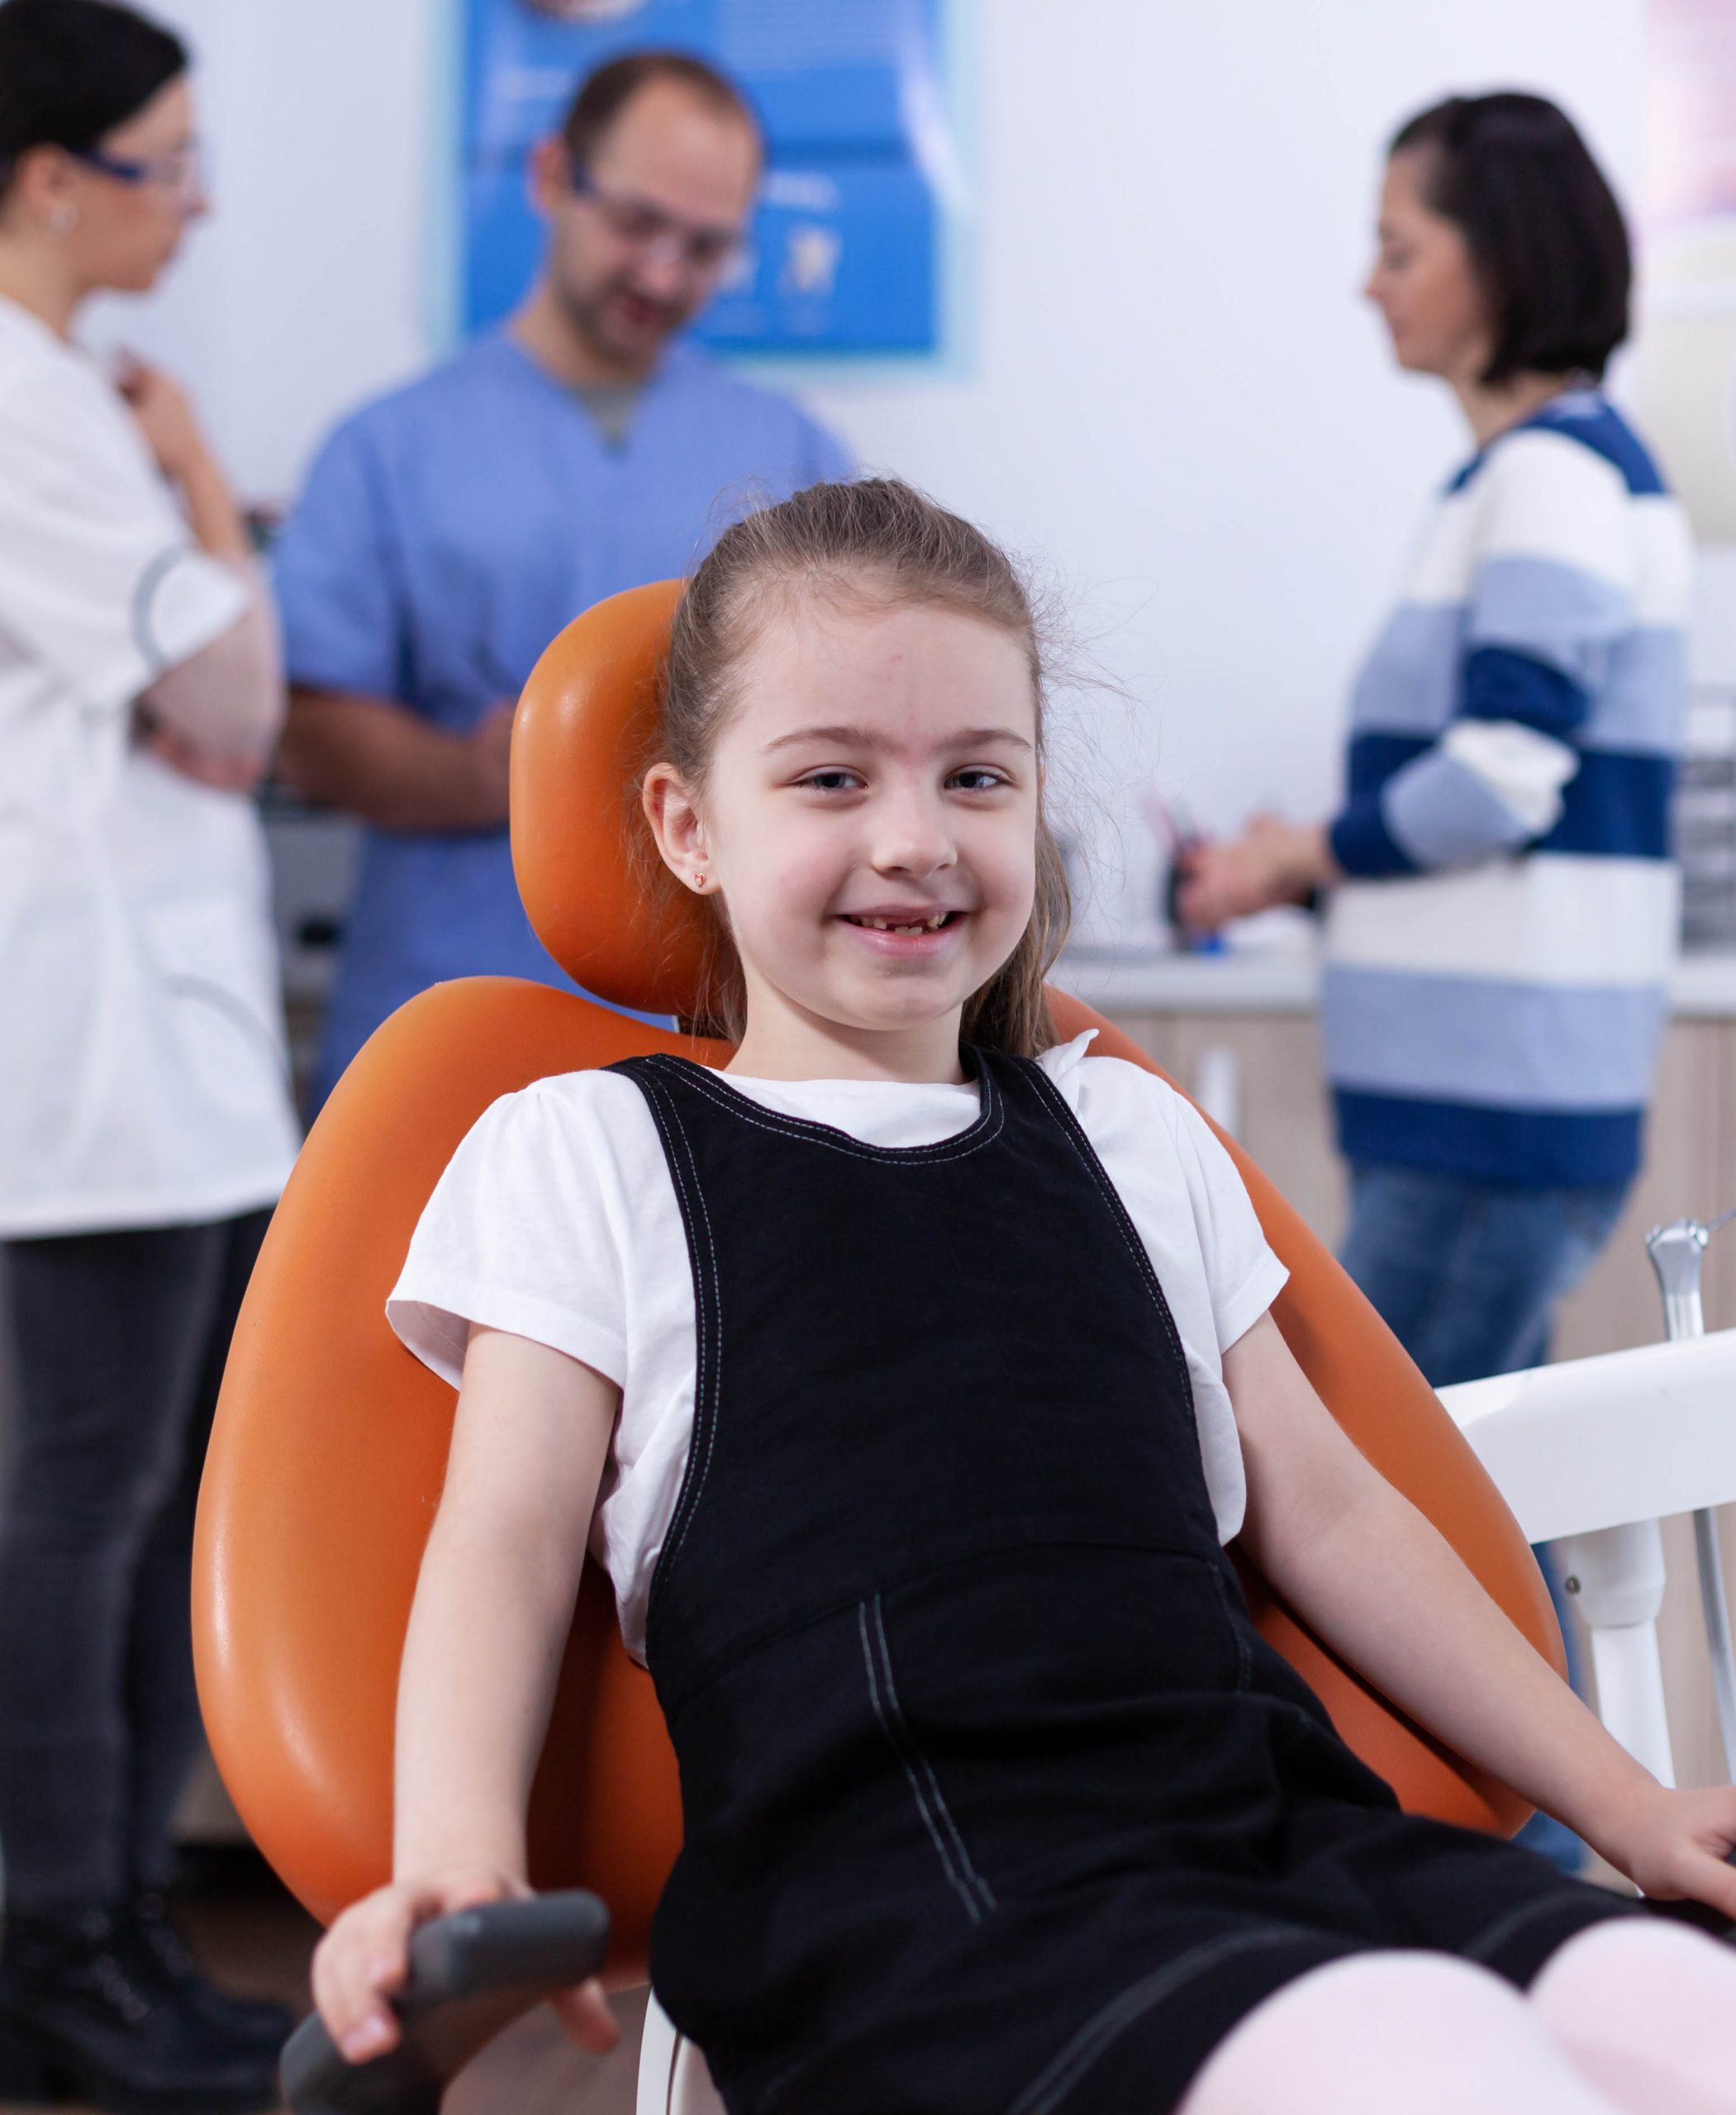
[0,295,298,1237]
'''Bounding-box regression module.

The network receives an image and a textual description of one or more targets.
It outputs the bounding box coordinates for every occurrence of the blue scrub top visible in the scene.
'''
[273,334,851,1104]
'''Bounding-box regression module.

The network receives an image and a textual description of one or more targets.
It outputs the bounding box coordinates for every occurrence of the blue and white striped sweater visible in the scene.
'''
[1323,392,1691,1186]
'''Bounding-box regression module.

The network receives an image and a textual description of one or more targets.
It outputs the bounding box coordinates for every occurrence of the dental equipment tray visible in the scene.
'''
[279,1891,611,2114]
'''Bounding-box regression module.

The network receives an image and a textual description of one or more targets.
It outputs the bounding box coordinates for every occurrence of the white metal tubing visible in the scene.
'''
[1691,1506,1736,1781]
[1646,1220,1736,1784]
[1437,1328,1736,1546]
[637,1990,726,2115]
[636,1989,678,2115]
[1553,1520,1676,1787]
[671,2035,726,2114]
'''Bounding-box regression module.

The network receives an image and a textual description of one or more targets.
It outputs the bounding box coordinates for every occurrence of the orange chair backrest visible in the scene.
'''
[194,585,1559,1973]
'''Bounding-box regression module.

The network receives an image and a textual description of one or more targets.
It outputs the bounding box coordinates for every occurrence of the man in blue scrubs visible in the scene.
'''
[273,50,849,1103]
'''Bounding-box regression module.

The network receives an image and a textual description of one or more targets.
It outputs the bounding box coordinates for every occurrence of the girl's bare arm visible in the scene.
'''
[312,1324,621,2060]
[1227,1311,1736,1913]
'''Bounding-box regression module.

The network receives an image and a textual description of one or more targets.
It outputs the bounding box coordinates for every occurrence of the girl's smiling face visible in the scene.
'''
[644,596,1041,1081]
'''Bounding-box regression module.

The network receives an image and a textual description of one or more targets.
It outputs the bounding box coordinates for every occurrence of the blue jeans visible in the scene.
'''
[1339,1163,1632,1870]
[1339,1165,1631,1388]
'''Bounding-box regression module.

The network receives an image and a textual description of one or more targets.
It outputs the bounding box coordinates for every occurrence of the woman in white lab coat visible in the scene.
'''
[0,5,297,2110]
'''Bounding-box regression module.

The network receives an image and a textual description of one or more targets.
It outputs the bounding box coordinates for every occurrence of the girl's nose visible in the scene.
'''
[869,789,957,877]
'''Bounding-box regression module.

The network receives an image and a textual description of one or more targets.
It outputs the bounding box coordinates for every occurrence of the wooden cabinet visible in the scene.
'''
[1100,1010,1736,1360]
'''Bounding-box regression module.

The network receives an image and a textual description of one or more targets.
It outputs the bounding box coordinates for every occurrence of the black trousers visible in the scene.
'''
[0,1210,269,1913]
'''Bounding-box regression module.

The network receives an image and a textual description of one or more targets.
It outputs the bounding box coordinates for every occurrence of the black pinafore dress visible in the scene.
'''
[613,1048,1633,2114]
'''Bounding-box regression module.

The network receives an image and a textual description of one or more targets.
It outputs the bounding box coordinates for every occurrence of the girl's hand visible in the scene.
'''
[311,1867,620,2065]
[1604,1784,1736,1922]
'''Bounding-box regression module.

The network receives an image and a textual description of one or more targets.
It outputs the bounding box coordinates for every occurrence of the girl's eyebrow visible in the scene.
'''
[761,723,1034,755]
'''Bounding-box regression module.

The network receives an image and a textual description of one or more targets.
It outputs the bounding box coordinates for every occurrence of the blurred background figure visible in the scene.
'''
[271,48,850,1110]
[0,0,296,2107]
[1180,93,1691,1865]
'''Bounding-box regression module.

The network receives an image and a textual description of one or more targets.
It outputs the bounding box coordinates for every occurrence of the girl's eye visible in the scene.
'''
[796,768,864,793]
[950,768,1009,792]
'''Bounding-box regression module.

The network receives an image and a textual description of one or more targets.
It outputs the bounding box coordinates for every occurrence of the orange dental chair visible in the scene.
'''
[192,581,1564,2108]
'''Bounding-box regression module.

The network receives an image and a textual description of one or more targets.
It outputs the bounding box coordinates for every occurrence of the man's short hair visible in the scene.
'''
[1390,92,1630,387]
[560,49,761,172]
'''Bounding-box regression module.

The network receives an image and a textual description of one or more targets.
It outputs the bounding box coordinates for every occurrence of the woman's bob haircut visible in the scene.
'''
[0,0,187,201]
[1391,92,1631,387]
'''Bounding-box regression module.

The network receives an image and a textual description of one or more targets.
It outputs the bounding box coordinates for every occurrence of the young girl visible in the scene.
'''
[316,480,1736,2115]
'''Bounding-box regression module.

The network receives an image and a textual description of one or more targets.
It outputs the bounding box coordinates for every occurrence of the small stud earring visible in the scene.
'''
[50,204,77,236]
[692,872,706,891]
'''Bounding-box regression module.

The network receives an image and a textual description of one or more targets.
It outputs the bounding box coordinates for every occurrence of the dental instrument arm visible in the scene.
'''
[1227,1312,1736,1913]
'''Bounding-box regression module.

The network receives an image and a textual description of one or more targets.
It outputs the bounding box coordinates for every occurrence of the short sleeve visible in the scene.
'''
[1163,1096,1290,1354]
[388,1081,630,1391]
[0,369,247,713]
[273,412,407,700]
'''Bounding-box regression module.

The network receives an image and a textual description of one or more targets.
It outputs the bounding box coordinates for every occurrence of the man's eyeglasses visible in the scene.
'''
[568,169,746,276]
[72,143,204,207]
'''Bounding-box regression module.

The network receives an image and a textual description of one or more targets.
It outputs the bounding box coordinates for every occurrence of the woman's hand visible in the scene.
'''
[1174,817,1337,934]
[1599,1784,1736,1923]
[114,354,210,486]
[310,1867,621,2065]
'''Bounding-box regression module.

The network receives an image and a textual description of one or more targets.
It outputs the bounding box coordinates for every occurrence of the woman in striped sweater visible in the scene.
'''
[1181,92,1691,1869]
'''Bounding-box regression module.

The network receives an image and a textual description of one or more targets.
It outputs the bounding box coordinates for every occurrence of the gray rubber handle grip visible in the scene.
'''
[279,1891,612,2115]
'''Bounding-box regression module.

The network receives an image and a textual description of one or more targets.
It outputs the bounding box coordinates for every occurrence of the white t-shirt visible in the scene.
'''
[0,295,300,1237]
[389,1033,1289,1662]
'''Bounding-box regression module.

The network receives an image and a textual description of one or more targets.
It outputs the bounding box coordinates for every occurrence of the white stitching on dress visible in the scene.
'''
[1020,1063,1192,1387]
[1010,1927,1317,2115]
[636,1073,725,1590]
[858,1599,987,1925]
[870,1595,996,1915]
[645,1055,1006,1165]
[1463,1891,1634,1969]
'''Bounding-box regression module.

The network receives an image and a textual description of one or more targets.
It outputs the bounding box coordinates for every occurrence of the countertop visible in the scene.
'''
[1055,946,1736,1019]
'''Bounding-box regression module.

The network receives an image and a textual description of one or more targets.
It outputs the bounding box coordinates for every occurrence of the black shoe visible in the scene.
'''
[0,1905,280,2114]
[121,1891,297,2055]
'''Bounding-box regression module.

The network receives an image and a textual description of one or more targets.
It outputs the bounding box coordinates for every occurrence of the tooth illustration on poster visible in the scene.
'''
[461,0,952,356]
[782,225,842,298]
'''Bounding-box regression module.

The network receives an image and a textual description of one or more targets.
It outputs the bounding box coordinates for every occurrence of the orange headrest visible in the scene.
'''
[511,579,711,1018]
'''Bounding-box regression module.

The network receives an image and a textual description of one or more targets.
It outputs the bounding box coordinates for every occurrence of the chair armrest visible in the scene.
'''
[1439,1329,1736,1542]
[279,1894,611,2114]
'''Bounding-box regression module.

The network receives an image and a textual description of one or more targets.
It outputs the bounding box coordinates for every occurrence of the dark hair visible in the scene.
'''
[644,478,1069,1058]
[1390,92,1630,386]
[0,0,186,199]
[559,49,760,172]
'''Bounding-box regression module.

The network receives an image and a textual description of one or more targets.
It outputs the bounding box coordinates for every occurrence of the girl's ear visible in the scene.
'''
[643,763,709,891]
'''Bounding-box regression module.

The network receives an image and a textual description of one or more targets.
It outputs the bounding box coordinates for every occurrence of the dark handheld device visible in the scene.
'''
[280,1891,611,2115]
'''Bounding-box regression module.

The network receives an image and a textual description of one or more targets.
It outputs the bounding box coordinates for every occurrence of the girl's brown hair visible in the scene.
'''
[641,477,1070,1057]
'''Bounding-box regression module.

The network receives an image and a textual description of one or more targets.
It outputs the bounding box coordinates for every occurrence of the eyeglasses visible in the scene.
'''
[568,169,745,276]
[72,142,204,207]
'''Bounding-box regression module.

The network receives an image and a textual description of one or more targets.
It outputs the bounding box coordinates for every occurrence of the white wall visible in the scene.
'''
[110,0,1650,939]
[86,0,440,501]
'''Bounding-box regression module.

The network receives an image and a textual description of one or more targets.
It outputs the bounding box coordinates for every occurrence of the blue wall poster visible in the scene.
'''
[461,0,950,356]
